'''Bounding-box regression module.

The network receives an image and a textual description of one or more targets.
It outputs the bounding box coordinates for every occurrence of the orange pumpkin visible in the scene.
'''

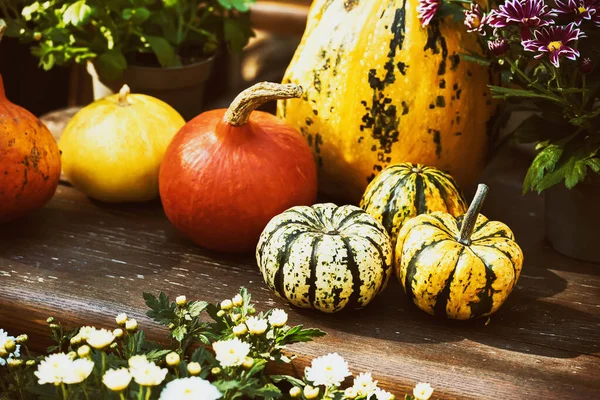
[159,82,318,252]
[0,75,61,222]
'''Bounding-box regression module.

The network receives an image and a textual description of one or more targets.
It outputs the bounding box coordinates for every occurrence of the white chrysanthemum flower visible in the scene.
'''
[413,383,433,400]
[103,368,132,392]
[372,387,395,400]
[232,294,243,307]
[129,356,168,386]
[212,338,251,367]
[245,316,268,335]
[34,353,73,385]
[115,313,128,326]
[268,309,288,327]
[85,328,115,349]
[305,353,351,387]
[159,377,222,400]
[353,372,378,396]
[63,358,94,384]
[78,326,95,340]
[0,329,20,366]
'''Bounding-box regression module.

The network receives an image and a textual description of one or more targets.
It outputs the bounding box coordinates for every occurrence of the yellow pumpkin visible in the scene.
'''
[395,184,524,319]
[277,0,495,202]
[60,85,185,202]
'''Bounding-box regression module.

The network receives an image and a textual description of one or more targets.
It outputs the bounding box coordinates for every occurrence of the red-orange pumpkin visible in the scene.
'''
[159,82,317,252]
[0,75,61,222]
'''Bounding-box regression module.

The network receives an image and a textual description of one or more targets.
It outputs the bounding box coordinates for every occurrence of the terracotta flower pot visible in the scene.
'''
[545,174,600,263]
[87,57,215,120]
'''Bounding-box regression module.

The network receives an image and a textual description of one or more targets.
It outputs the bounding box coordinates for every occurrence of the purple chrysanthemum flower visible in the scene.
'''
[464,3,490,35]
[488,37,511,55]
[553,0,597,25]
[592,0,600,26]
[522,23,585,67]
[417,0,441,27]
[488,0,557,39]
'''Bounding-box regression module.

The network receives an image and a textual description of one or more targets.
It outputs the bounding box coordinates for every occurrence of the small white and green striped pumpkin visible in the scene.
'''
[360,163,467,247]
[256,203,392,313]
[395,185,524,320]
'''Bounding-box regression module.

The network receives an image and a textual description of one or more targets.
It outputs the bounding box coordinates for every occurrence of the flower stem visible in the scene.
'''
[60,383,68,400]
[120,393,126,400]
[145,387,152,400]
[505,58,568,107]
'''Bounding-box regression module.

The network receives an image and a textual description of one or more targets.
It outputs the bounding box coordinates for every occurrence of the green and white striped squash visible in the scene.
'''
[361,163,467,247]
[395,185,524,320]
[256,203,392,313]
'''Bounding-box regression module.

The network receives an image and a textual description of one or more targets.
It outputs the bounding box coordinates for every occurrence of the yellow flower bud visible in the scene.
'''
[304,385,319,399]
[77,345,91,358]
[232,294,243,307]
[176,295,187,306]
[67,351,77,360]
[26,360,36,367]
[70,335,83,345]
[15,334,28,344]
[46,317,54,324]
[49,323,60,330]
[216,310,225,318]
[8,359,23,368]
[242,356,254,369]
[4,339,16,353]
[33,32,42,41]
[166,352,180,367]
[0,347,8,359]
[220,299,233,311]
[232,324,248,336]
[289,386,302,398]
[187,362,201,376]
[113,328,124,338]
[211,367,221,375]
[125,319,138,332]
[231,313,241,322]
[115,313,128,326]
[247,307,256,315]
[110,342,118,350]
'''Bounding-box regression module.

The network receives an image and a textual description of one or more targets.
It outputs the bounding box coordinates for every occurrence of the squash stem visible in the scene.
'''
[458,184,489,246]
[224,82,303,126]
[118,84,131,106]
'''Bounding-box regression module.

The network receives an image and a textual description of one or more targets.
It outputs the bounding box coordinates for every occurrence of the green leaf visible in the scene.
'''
[143,35,179,67]
[459,52,491,67]
[223,15,254,53]
[271,375,306,387]
[145,349,172,362]
[523,144,564,193]
[63,1,92,26]
[244,383,282,397]
[94,49,126,81]
[277,325,326,345]
[144,292,177,326]
[132,8,151,24]
[213,379,242,391]
[569,107,600,127]
[585,158,600,173]
[489,86,561,103]
[172,325,187,342]
[188,301,209,317]
[121,8,133,20]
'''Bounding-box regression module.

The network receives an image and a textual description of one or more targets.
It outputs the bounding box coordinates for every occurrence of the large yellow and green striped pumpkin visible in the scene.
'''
[395,186,523,319]
[256,203,392,313]
[277,0,495,202]
[360,163,467,247]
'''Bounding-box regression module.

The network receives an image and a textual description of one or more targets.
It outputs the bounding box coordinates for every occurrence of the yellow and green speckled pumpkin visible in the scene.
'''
[395,185,523,320]
[361,162,467,247]
[256,203,392,313]
[277,0,495,202]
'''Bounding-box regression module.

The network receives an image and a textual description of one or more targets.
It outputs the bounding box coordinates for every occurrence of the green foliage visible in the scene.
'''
[0,0,256,79]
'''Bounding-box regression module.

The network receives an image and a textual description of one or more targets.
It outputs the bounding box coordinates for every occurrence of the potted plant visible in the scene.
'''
[1,0,256,119]
[423,0,600,262]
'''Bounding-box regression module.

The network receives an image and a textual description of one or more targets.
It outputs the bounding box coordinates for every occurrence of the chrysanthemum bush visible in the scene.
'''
[421,0,600,193]
[0,288,434,400]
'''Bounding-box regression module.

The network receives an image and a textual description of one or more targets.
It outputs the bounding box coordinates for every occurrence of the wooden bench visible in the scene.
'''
[0,112,598,398]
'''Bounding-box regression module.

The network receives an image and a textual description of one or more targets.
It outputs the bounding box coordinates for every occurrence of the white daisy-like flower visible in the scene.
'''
[305,353,351,387]
[245,316,268,335]
[372,387,395,400]
[159,377,222,400]
[85,328,115,349]
[353,372,378,396]
[78,326,95,340]
[268,309,288,327]
[232,294,243,307]
[103,368,132,392]
[0,329,20,366]
[129,356,168,386]
[212,338,251,367]
[34,353,73,385]
[63,358,95,384]
[413,383,434,400]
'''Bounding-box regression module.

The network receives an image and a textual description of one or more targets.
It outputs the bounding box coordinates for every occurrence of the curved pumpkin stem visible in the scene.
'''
[224,82,302,126]
[458,183,489,246]
[118,84,131,106]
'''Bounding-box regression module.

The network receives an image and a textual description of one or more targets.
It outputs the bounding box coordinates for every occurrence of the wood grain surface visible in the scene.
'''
[0,147,599,399]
